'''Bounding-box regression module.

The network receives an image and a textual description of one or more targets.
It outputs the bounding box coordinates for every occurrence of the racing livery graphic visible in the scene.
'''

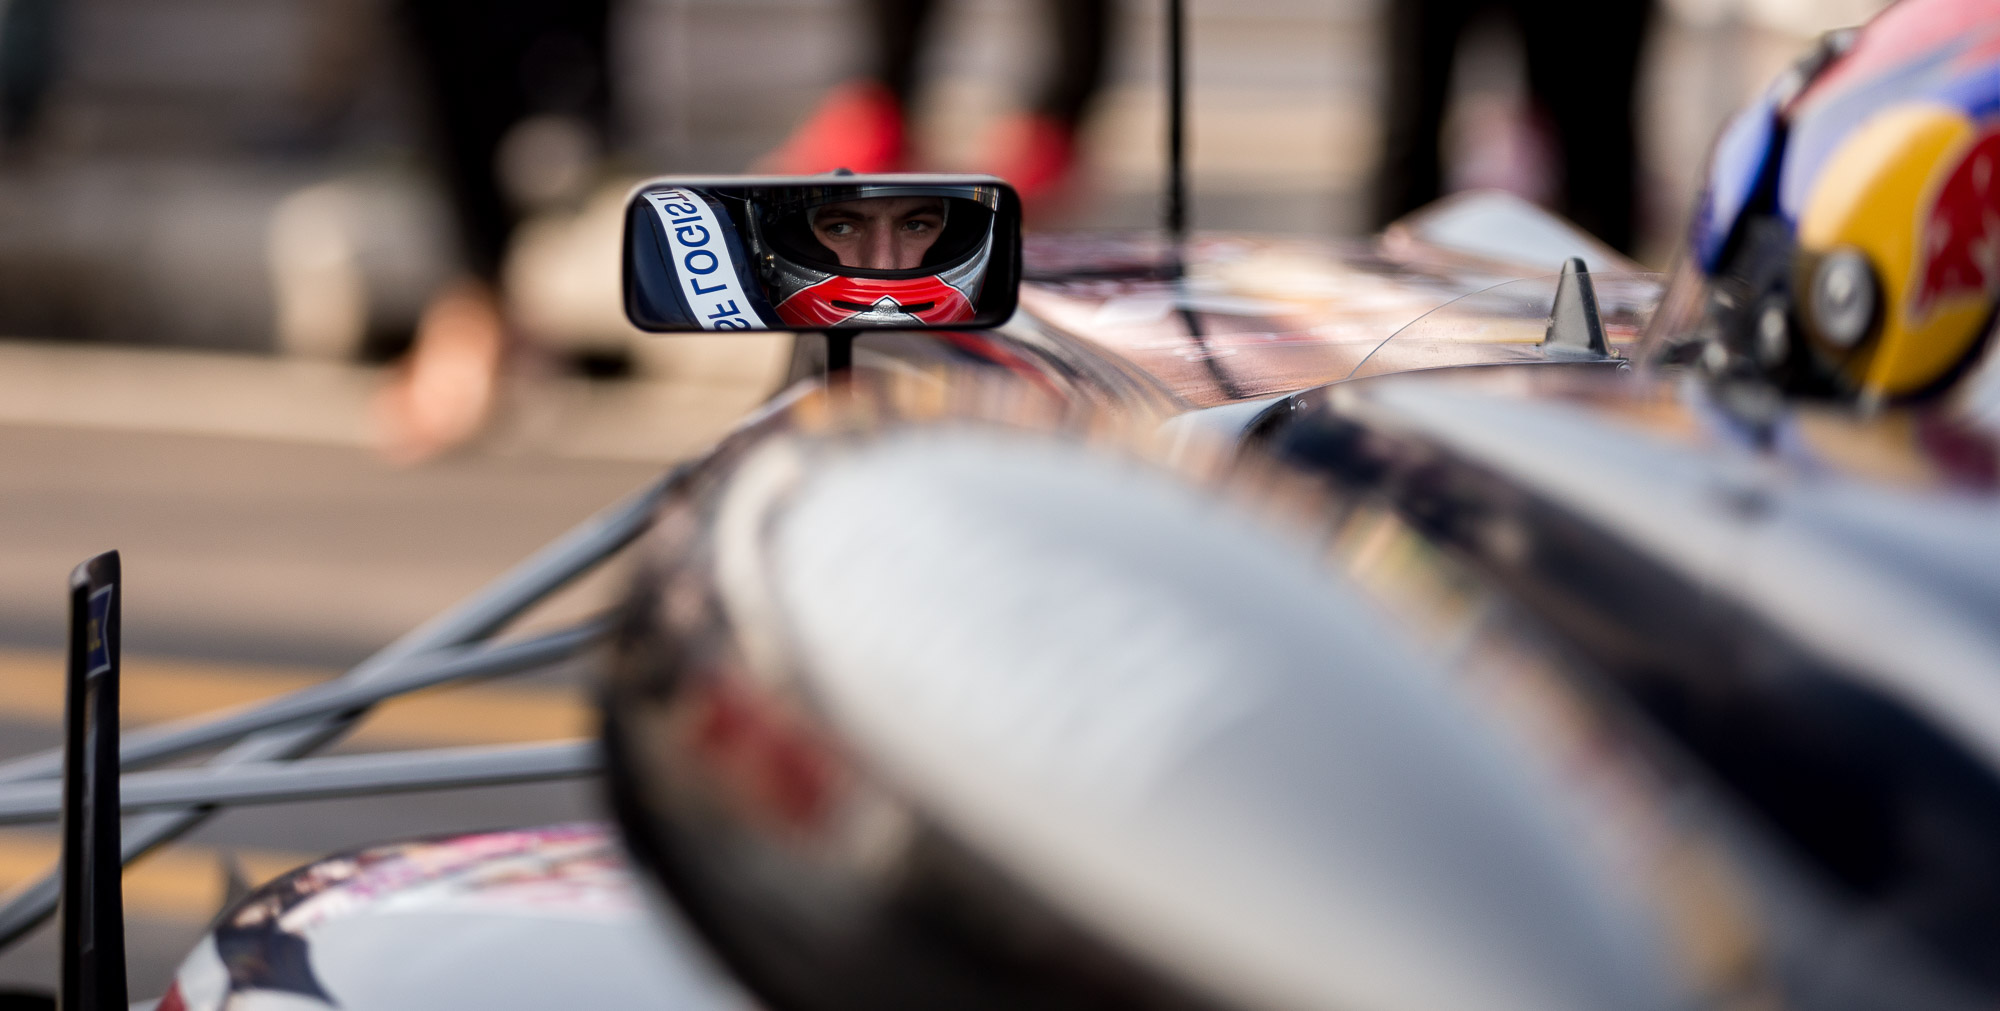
[1913,125,2000,320]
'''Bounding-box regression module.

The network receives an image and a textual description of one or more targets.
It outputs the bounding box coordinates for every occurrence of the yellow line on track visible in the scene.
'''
[0,647,596,923]
[0,649,597,922]
[0,648,593,748]
[0,831,314,923]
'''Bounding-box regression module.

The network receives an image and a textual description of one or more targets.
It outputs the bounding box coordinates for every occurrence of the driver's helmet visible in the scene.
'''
[746,182,1000,327]
[1648,0,2000,401]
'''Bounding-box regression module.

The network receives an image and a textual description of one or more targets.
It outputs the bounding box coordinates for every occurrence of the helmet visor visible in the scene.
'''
[761,185,1000,279]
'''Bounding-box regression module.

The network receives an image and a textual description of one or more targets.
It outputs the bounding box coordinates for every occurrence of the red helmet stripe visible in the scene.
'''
[775,274,976,327]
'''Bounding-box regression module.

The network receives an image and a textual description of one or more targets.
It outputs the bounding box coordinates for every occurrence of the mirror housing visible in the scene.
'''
[623,175,1022,333]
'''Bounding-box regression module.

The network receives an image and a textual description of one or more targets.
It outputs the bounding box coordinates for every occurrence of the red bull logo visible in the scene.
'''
[1912,125,2000,320]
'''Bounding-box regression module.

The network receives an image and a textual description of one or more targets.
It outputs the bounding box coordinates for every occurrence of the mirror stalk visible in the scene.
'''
[826,332,854,377]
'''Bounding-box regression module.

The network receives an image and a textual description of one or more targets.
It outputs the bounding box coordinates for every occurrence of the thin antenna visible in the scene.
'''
[59,551,127,1011]
[1165,0,1188,246]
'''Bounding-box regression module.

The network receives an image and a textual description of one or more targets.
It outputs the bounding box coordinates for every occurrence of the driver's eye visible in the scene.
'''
[823,222,855,237]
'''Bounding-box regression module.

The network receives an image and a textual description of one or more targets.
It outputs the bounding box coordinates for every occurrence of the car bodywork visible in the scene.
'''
[1253,364,2000,1007]
[19,184,2000,1009]
[161,825,746,1011]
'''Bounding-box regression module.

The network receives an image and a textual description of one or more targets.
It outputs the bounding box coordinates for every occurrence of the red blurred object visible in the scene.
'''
[978,113,1078,206]
[775,273,976,327]
[155,982,187,1011]
[755,80,907,175]
[1913,128,2000,318]
[687,677,840,834]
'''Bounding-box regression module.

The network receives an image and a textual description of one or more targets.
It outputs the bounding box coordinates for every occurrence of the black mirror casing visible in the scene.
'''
[623,175,1022,334]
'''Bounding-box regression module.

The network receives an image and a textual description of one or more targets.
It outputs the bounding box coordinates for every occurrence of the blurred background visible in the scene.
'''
[0,0,1894,357]
[0,0,1895,996]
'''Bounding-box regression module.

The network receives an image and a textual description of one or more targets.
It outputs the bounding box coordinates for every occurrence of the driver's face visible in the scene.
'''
[810,196,945,271]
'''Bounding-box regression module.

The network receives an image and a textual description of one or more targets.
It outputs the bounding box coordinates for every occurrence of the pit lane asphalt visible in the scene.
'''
[0,416,675,998]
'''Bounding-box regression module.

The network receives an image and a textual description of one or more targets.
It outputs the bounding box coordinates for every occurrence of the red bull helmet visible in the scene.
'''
[746,183,1000,327]
[1651,0,2000,401]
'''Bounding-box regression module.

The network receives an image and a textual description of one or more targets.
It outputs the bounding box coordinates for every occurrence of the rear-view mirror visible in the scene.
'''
[623,175,1021,333]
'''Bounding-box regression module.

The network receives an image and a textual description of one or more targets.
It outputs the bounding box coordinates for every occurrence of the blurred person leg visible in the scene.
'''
[755,0,940,174]
[0,0,60,153]
[1518,0,1654,254]
[977,0,1113,205]
[380,0,612,463]
[760,0,1111,203]
[1373,0,1482,229]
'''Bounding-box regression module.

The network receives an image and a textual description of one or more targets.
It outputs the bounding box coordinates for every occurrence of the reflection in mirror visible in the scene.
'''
[624,176,1022,333]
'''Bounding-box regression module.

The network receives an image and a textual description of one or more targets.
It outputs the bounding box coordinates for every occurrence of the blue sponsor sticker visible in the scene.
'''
[85,585,113,676]
[643,188,758,330]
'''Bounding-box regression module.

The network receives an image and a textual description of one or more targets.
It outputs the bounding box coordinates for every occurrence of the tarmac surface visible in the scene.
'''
[0,348,750,999]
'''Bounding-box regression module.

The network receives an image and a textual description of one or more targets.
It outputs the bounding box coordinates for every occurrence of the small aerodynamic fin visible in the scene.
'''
[1543,257,1609,356]
[58,551,127,1011]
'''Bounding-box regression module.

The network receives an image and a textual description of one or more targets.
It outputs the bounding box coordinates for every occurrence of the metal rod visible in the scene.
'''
[0,742,598,825]
[0,470,680,948]
[60,551,127,1011]
[1165,0,1188,247]
[0,619,609,785]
